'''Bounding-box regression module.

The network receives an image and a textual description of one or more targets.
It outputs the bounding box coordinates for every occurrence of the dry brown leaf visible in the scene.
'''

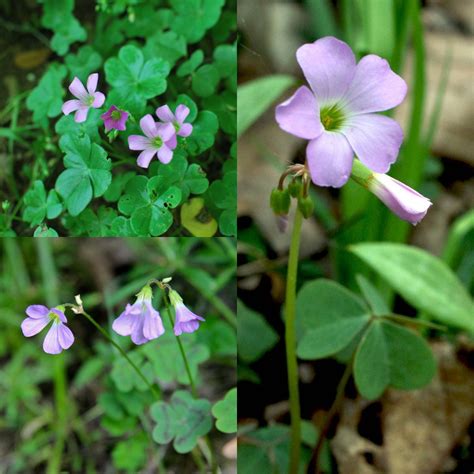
[14,49,50,69]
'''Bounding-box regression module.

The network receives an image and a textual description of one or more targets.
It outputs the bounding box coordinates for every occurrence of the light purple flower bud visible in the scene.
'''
[156,104,193,138]
[276,214,289,233]
[112,286,165,345]
[62,73,106,123]
[169,290,205,336]
[101,105,129,131]
[369,173,432,225]
[21,305,74,355]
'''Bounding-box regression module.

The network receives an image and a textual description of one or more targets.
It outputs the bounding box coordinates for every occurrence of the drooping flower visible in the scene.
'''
[128,115,176,168]
[62,73,106,123]
[101,105,129,131]
[169,290,205,336]
[112,285,165,345]
[21,305,74,355]
[276,36,407,188]
[156,104,193,138]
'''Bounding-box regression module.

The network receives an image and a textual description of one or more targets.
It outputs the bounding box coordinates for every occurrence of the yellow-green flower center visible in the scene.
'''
[111,110,122,120]
[48,311,61,323]
[173,121,180,132]
[152,136,163,148]
[86,95,95,106]
[320,104,346,131]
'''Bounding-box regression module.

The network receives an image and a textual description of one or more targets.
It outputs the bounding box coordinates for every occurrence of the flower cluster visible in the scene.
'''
[61,73,193,168]
[21,282,205,354]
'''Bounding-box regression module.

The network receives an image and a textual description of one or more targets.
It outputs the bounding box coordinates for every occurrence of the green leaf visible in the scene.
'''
[111,352,155,393]
[354,320,437,400]
[356,274,389,316]
[65,45,102,81]
[26,63,67,123]
[213,43,236,79]
[170,0,225,44]
[112,433,148,472]
[151,390,212,453]
[186,111,219,155]
[237,75,295,137]
[350,243,474,332]
[69,206,118,236]
[144,31,187,67]
[23,181,63,226]
[55,107,102,143]
[203,90,236,135]
[55,134,112,216]
[238,300,279,363]
[296,279,371,360]
[192,64,220,97]
[177,50,204,77]
[208,169,237,236]
[212,388,237,433]
[33,226,59,237]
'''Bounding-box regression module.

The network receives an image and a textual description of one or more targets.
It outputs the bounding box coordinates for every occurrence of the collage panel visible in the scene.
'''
[0,237,237,472]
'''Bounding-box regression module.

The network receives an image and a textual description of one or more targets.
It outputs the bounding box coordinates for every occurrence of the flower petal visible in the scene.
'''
[131,317,148,345]
[306,132,353,187]
[157,122,175,142]
[26,305,50,319]
[142,303,165,340]
[87,73,98,94]
[342,55,407,114]
[342,114,403,173]
[69,77,88,100]
[74,107,90,123]
[137,148,158,168]
[178,123,193,137]
[43,323,62,354]
[62,99,82,115]
[128,135,150,151]
[112,305,137,336]
[156,105,175,122]
[140,114,158,138]
[157,145,173,164]
[21,316,50,337]
[166,134,177,150]
[92,92,105,108]
[175,104,190,123]
[296,37,356,105]
[58,324,74,350]
[275,86,323,140]
[50,308,67,323]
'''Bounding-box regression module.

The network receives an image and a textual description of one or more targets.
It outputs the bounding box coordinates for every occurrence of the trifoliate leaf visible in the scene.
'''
[177,50,204,77]
[144,31,187,67]
[23,180,63,226]
[212,388,237,433]
[192,64,220,97]
[65,45,102,81]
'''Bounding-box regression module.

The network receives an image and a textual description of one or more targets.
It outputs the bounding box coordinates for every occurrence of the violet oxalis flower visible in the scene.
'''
[156,104,193,138]
[62,73,105,123]
[21,305,74,355]
[112,285,165,345]
[101,105,129,131]
[276,36,407,188]
[128,115,176,168]
[169,290,205,336]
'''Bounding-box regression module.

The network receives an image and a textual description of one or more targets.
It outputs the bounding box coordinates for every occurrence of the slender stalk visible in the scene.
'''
[285,208,304,473]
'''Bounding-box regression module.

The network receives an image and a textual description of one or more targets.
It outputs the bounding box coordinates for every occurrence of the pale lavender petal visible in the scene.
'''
[342,55,407,114]
[50,308,67,323]
[131,317,148,345]
[69,77,88,100]
[112,304,137,336]
[296,37,356,105]
[128,135,151,151]
[275,86,323,140]
[174,304,205,336]
[92,92,105,108]
[166,134,177,150]
[306,132,353,187]
[175,104,190,123]
[157,145,173,164]
[62,99,82,115]
[43,323,62,354]
[21,316,50,337]
[87,73,99,94]
[74,106,90,123]
[157,122,175,142]
[137,148,158,168]
[26,305,50,319]
[178,123,193,137]
[140,114,158,138]
[156,105,175,122]
[142,302,165,340]
[342,114,403,173]
[58,323,74,349]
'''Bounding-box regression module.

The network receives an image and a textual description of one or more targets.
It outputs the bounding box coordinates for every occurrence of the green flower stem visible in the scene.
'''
[285,207,304,473]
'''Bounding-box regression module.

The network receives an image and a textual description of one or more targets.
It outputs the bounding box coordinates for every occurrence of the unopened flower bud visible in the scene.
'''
[270,188,291,215]
[298,196,314,218]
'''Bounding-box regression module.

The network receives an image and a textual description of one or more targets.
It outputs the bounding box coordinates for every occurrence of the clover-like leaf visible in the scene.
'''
[23,180,63,226]
[55,134,112,216]
[212,388,237,433]
[208,168,237,236]
[111,352,155,393]
[187,111,219,156]
[151,390,212,453]
[112,433,148,472]
[66,206,118,237]
[33,225,59,237]
[55,108,102,143]
[177,50,204,77]
[192,64,220,97]
[144,31,187,67]
[65,45,102,81]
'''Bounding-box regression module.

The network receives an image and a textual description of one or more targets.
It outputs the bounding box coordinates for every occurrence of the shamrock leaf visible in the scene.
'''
[65,206,118,236]
[144,31,187,67]
[151,390,212,453]
[177,50,204,77]
[105,44,170,116]
[170,0,225,44]
[208,168,237,236]
[112,433,148,472]
[203,90,236,135]
[111,352,155,393]
[192,64,220,97]
[213,44,237,79]
[212,388,237,433]
[65,45,102,81]
[26,63,67,124]
[55,108,102,143]
[23,180,63,226]
[33,226,59,237]
[121,5,172,38]
[55,134,112,216]
[118,176,181,236]
[186,111,219,156]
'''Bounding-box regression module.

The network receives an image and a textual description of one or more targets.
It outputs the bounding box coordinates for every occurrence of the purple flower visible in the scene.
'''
[62,73,106,123]
[156,104,193,138]
[275,36,407,188]
[128,115,176,168]
[112,286,164,345]
[169,290,205,336]
[101,105,129,131]
[369,173,432,225]
[21,305,74,355]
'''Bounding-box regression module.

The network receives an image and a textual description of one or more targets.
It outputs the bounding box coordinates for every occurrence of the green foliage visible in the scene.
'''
[151,390,213,453]
[23,181,63,226]
[65,45,103,81]
[112,433,149,472]
[212,388,237,433]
